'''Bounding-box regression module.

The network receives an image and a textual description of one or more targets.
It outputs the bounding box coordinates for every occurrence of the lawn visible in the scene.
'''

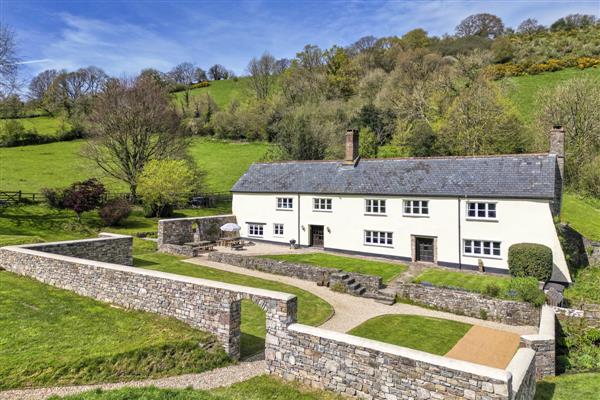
[535,373,600,400]
[348,314,471,355]
[0,138,269,193]
[50,375,343,400]
[412,268,512,294]
[561,193,600,242]
[0,271,230,390]
[261,253,407,283]
[503,67,600,124]
[133,251,333,358]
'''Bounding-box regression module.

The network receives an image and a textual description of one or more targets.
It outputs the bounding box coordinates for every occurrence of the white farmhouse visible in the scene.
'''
[232,128,571,283]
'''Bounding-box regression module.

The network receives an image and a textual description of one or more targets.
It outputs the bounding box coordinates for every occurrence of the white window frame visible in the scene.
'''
[313,198,332,212]
[364,230,393,247]
[273,223,284,236]
[276,197,294,210]
[403,200,429,216]
[247,223,264,237]
[463,239,501,259]
[365,199,387,215]
[466,202,497,220]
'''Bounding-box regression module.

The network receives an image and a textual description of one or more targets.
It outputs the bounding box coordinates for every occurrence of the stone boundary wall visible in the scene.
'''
[394,282,540,326]
[208,252,382,294]
[0,241,296,361]
[554,304,600,328]
[507,348,537,400]
[158,215,236,247]
[18,233,133,266]
[520,305,556,380]
[269,323,536,400]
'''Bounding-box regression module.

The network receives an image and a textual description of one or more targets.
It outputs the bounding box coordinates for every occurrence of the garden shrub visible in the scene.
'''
[557,318,600,372]
[508,243,553,281]
[99,198,132,226]
[508,277,546,306]
[41,187,67,209]
[190,81,210,89]
[483,282,501,297]
[63,179,106,221]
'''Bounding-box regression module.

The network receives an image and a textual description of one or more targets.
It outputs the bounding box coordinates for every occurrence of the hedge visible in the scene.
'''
[508,243,554,281]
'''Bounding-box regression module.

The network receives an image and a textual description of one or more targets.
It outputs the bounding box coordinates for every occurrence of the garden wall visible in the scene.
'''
[0,239,296,361]
[520,306,556,380]
[269,323,536,400]
[394,282,540,326]
[158,215,236,247]
[208,252,382,294]
[553,304,600,328]
[19,233,133,266]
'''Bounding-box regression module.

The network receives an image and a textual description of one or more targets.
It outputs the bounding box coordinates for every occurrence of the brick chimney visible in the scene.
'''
[344,129,359,165]
[549,126,565,217]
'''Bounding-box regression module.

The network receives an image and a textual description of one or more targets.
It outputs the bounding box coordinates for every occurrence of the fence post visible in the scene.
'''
[18,190,21,203]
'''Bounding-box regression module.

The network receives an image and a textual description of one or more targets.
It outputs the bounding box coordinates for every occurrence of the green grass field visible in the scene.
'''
[534,373,600,400]
[261,253,407,283]
[503,67,600,123]
[3,116,71,137]
[412,268,512,294]
[348,315,471,355]
[0,138,269,193]
[133,251,333,357]
[561,194,600,242]
[564,266,600,306]
[50,375,343,400]
[173,78,254,109]
[0,271,229,389]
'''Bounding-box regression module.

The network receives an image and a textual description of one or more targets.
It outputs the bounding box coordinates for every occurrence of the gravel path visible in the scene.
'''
[186,257,537,335]
[0,360,266,400]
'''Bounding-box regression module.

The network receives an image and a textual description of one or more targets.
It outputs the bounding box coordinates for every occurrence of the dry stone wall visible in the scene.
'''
[394,281,540,326]
[158,215,236,247]
[520,306,556,380]
[0,240,296,361]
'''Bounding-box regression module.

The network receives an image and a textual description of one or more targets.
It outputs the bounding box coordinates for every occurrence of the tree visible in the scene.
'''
[455,13,505,38]
[401,29,431,49]
[347,35,377,55]
[208,64,228,80]
[194,67,207,82]
[491,37,514,63]
[551,14,597,31]
[45,67,108,117]
[139,68,167,86]
[404,120,437,157]
[0,23,19,95]
[247,52,277,100]
[84,76,187,199]
[169,62,196,84]
[137,159,196,217]
[536,77,600,191]
[62,178,106,221]
[273,58,291,74]
[517,18,545,34]
[28,69,58,112]
[324,46,358,99]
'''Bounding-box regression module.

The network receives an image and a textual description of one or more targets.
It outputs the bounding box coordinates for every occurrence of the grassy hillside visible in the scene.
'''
[0,138,270,192]
[173,78,254,109]
[2,115,71,137]
[502,67,600,123]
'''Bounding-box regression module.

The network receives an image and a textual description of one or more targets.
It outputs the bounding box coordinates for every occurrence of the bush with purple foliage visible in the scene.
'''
[63,178,106,221]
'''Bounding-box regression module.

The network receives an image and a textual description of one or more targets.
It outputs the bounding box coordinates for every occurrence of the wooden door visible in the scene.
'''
[310,225,324,247]
[416,237,434,262]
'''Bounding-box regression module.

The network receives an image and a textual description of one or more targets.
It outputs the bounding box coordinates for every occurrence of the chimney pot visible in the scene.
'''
[344,128,359,164]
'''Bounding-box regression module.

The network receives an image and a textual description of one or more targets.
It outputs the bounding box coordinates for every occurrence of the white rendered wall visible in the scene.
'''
[232,193,571,282]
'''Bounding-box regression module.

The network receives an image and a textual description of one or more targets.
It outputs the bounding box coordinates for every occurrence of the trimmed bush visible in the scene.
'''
[99,198,132,226]
[508,277,546,306]
[508,243,553,281]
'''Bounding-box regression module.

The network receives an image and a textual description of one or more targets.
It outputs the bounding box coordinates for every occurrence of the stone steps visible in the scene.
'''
[330,272,368,296]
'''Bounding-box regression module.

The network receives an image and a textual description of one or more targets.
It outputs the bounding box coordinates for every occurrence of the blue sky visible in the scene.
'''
[2,0,599,81]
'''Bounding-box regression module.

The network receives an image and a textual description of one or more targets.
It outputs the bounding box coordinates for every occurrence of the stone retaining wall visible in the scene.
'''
[520,305,556,380]
[394,282,540,326]
[0,240,296,361]
[507,349,537,400]
[554,304,600,328]
[19,233,133,266]
[208,252,382,294]
[158,215,236,248]
[269,323,535,400]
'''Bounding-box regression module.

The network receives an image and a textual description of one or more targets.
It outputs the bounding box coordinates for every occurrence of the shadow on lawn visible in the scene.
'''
[534,381,556,399]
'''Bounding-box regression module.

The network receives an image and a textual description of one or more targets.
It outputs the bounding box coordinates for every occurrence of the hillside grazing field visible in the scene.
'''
[173,78,255,109]
[2,115,71,137]
[0,138,270,193]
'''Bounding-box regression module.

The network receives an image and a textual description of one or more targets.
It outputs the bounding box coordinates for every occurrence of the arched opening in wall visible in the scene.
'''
[240,299,266,359]
[191,221,199,243]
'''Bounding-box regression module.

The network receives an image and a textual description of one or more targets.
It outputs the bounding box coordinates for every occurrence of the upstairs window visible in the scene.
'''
[313,198,332,211]
[365,199,386,214]
[248,223,264,237]
[467,202,497,219]
[463,240,501,257]
[276,197,293,210]
[364,230,393,246]
[273,223,284,236]
[404,200,429,216]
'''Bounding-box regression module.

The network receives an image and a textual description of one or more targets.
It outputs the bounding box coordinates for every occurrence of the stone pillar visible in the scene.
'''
[520,305,556,380]
[343,128,359,165]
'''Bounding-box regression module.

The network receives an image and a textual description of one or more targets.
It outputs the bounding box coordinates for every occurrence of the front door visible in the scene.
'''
[416,237,434,262]
[310,225,324,247]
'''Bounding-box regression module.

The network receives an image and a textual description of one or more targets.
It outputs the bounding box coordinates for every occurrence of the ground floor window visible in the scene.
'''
[364,230,393,246]
[273,223,284,236]
[248,223,264,237]
[463,239,500,257]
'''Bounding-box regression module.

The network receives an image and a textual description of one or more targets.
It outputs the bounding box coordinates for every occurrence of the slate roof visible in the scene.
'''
[231,154,558,199]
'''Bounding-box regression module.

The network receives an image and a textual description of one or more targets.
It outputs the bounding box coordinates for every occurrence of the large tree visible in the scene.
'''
[247,52,276,100]
[28,69,59,111]
[0,23,19,95]
[208,64,228,80]
[83,76,187,199]
[169,62,196,85]
[455,13,505,38]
